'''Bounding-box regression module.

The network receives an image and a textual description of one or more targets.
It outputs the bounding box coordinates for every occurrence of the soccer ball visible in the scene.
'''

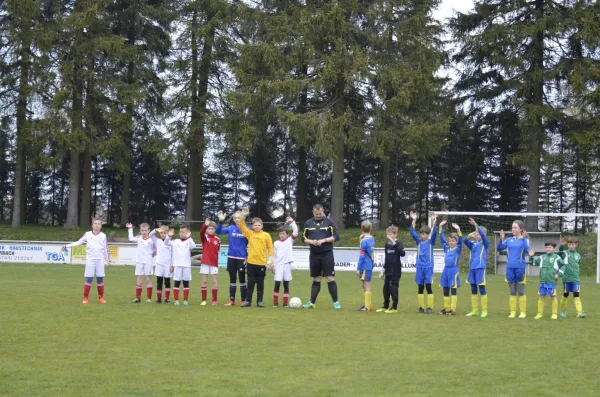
[289,297,302,308]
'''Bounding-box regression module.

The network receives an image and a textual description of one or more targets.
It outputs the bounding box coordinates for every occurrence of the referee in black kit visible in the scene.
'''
[301,204,341,309]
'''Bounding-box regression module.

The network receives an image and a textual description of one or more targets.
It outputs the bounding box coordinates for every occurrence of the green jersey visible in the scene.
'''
[558,246,581,283]
[530,253,564,285]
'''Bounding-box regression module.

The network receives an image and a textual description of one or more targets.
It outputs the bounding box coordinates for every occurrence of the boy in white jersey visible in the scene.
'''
[167,225,196,307]
[154,226,174,304]
[63,217,111,304]
[272,217,298,307]
[127,222,159,303]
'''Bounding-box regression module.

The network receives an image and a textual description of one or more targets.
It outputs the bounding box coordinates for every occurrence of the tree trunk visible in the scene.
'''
[80,148,91,226]
[330,139,345,229]
[121,61,134,226]
[296,146,309,221]
[11,38,31,228]
[380,156,390,228]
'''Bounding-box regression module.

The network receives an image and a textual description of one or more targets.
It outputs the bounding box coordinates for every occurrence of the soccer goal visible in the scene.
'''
[428,211,600,284]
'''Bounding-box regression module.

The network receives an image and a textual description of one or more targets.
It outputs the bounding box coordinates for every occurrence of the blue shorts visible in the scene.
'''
[440,267,460,289]
[415,267,433,285]
[539,283,556,297]
[563,282,580,293]
[467,268,486,285]
[505,267,526,284]
[359,269,372,282]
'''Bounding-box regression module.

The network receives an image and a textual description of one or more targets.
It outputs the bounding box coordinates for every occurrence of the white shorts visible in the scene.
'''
[135,262,153,276]
[85,259,105,278]
[173,267,192,281]
[274,262,293,282]
[154,264,172,278]
[200,264,219,275]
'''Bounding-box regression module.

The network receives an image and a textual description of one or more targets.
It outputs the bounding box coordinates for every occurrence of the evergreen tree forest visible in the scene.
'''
[1,0,600,230]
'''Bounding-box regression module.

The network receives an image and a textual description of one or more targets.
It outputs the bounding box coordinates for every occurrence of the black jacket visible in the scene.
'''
[384,240,405,277]
[301,217,340,254]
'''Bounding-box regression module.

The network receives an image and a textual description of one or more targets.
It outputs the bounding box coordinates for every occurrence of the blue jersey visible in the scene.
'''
[216,223,248,259]
[464,226,489,270]
[357,236,375,271]
[409,223,438,268]
[440,231,462,268]
[496,236,530,269]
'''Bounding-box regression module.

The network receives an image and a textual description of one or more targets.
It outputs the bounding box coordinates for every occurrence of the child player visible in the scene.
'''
[154,226,174,304]
[216,210,249,306]
[63,217,111,304]
[356,220,375,312]
[127,222,159,303]
[272,216,298,307]
[409,211,439,314]
[199,218,221,306]
[235,208,274,307]
[558,237,586,318]
[529,243,564,320]
[439,220,462,315]
[464,218,490,318]
[376,225,405,313]
[168,225,197,307]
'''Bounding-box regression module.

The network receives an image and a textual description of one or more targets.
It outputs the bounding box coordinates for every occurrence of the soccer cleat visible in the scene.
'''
[98,297,107,304]
[273,303,279,308]
[518,312,527,319]
[257,302,265,308]
[132,299,141,304]
[174,300,180,306]
[224,300,236,306]
[559,311,567,318]
[164,299,171,304]
[577,312,587,318]
[448,310,456,316]
[357,306,370,312]
[200,300,207,306]
[534,314,543,320]
[551,314,558,320]
[212,300,218,306]
[480,312,488,318]
[155,299,162,304]
[283,304,289,308]
[439,309,448,315]
[376,307,388,313]
[466,310,479,317]
[241,301,252,307]
[417,307,425,313]
[303,301,315,309]
[425,308,433,314]
[82,297,89,304]
[385,309,398,314]
[146,299,152,304]
[508,311,516,318]
[183,300,188,307]
[333,301,341,310]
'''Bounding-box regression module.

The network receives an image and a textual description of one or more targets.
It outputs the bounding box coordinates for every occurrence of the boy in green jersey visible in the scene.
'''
[558,237,586,318]
[529,242,564,320]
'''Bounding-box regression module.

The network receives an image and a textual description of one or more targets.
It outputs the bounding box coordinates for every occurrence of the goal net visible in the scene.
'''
[428,211,600,284]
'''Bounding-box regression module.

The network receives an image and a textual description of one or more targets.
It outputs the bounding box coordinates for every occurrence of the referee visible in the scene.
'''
[301,204,341,309]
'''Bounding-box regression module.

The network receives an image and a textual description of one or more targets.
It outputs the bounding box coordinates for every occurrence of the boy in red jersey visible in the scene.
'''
[200,218,221,306]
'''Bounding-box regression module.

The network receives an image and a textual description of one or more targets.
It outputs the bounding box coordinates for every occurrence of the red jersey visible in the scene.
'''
[200,224,221,266]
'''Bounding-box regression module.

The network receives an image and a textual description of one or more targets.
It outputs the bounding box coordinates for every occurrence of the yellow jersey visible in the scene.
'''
[237,220,274,266]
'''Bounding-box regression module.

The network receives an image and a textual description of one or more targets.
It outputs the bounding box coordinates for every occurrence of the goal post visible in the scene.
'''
[428,211,600,284]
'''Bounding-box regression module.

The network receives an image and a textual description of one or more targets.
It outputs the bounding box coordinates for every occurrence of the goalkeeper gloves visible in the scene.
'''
[241,207,250,217]
[217,211,226,222]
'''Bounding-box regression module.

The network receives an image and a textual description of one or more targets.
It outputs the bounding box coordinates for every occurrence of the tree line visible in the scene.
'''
[1,0,599,231]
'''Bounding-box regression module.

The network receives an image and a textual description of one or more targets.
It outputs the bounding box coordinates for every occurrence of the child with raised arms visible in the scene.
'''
[127,222,159,303]
[272,216,298,307]
[216,211,249,306]
[154,226,174,304]
[167,225,196,307]
[464,218,490,317]
[438,220,462,315]
[409,211,438,314]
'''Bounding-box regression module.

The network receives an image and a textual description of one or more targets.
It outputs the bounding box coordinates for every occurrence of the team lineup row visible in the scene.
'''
[61,205,586,318]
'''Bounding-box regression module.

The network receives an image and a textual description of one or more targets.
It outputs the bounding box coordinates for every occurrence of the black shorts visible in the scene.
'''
[227,258,246,273]
[247,263,267,278]
[309,251,335,278]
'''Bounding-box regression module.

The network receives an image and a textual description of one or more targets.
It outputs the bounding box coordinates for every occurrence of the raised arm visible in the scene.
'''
[497,232,507,251]
[235,217,252,240]
[440,231,448,252]
[409,224,420,244]
[216,223,229,235]
[479,226,489,249]
[290,221,299,239]
[200,223,207,241]
[429,221,438,247]
[127,226,138,243]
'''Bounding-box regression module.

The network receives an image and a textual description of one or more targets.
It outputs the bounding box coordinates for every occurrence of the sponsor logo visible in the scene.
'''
[45,252,66,262]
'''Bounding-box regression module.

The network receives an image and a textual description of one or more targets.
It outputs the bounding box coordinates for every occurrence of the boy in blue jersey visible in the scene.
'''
[464,218,489,318]
[356,220,375,312]
[438,220,462,315]
[409,211,438,314]
[217,210,249,306]
[497,220,531,318]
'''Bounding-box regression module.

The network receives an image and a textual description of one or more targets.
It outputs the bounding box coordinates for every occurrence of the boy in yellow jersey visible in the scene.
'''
[356,221,375,312]
[235,207,274,308]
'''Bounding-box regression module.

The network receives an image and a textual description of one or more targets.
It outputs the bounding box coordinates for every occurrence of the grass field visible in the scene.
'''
[1,263,599,396]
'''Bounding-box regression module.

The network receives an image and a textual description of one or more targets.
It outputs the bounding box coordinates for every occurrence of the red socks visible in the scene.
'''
[146,284,153,300]
[84,283,91,299]
[283,292,289,305]
[212,288,218,301]
[165,288,171,300]
[174,288,179,301]
[156,289,162,301]
[136,284,142,300]
[184,287,189,301]
[97,283,104,298]
[273,291,279,305]
[201,287,207,301]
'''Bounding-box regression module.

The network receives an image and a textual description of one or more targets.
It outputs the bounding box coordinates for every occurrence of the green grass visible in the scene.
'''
[1,264,599,396]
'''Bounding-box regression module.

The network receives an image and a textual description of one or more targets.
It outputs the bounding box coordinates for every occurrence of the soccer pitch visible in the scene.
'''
[1,264,599,397]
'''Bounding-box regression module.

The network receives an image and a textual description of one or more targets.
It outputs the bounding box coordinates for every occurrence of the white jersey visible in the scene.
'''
[273,222,298,266]
[128,228,158,265]
[168,237,196,267]
[155,237,173,267]
[66,231,110,261]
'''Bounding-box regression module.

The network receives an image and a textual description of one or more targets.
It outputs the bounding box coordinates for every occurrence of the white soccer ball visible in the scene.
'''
[289,297,302,308]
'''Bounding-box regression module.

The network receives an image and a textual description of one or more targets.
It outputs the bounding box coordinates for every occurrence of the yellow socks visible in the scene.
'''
[552,298,558,317]
[451,296,457,312]
[365,291,372,309]
[509,296,517,313]
[444,296,451,311]
[471,295,479,312]
[537,298,544,315]
[427,294,434,309]
[519,296,527,314]
[481,295,488,313]
[418,294,425,309]
[560,297,568,313]
[574,297,583,313]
